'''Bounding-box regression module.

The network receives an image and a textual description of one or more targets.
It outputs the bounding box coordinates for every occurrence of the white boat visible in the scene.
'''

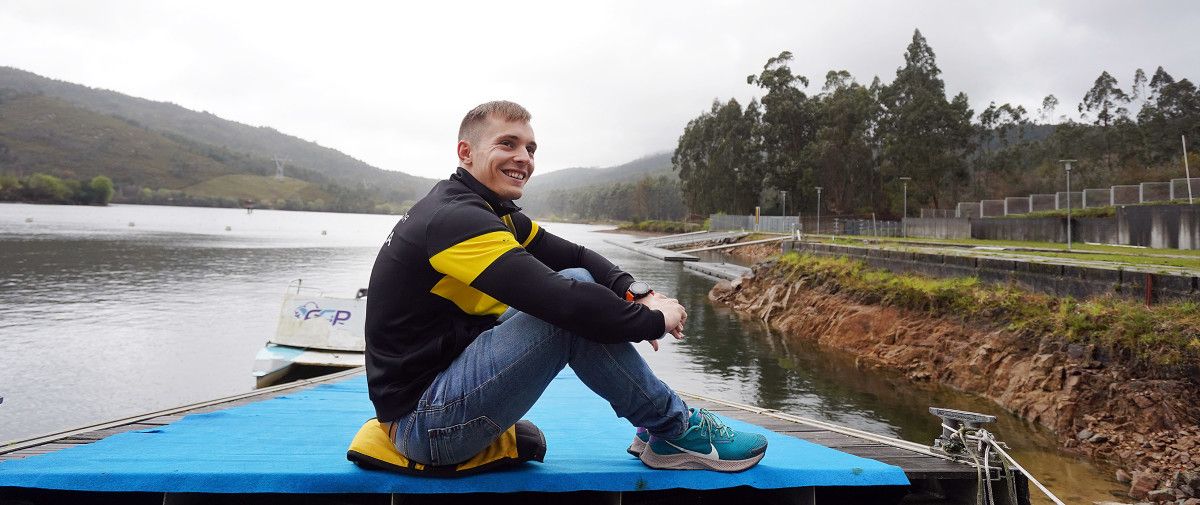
[252,280,366,388]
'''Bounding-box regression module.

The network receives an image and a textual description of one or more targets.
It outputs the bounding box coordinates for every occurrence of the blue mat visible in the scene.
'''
[0,372,908,493]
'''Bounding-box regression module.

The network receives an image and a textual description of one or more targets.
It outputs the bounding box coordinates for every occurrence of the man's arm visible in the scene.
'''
[502,212,635,297]
[427,200,663,343]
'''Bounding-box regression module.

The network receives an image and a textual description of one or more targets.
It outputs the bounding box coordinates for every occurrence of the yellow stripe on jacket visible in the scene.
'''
[428,230,520,316]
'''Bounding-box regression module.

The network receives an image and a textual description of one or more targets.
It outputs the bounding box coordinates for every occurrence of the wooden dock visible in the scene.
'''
[0,369,1022,504]
[682,261,751,281]
[603,239,699,262]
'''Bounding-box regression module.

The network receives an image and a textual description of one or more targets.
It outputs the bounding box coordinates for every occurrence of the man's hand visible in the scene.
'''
[636,292,686,351]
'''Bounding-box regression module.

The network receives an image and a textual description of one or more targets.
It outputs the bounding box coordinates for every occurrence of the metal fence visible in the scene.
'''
[709,214,902,237]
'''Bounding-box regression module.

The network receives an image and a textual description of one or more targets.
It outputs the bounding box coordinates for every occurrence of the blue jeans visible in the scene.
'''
[391,268,689,466]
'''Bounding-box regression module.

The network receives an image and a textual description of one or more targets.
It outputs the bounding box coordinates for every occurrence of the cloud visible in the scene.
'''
[2,0,1197,180]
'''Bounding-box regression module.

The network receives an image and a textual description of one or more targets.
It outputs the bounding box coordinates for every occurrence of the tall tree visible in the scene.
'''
[747,51,816,198]
[1038,94,1059,124]
[672,98,764,215]
[807,70,880,213]
[876,29,974,212]
[1080,71,1130,128]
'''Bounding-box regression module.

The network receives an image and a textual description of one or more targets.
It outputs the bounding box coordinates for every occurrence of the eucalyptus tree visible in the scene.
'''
[747,51,816,201]
[876,29,974,212]
[672,98,764,215]
[807,70,880,214]
[1137,67,1200,164]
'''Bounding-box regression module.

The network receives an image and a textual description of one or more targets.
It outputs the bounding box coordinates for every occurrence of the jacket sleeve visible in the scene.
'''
[504,212,636,297]
[426,199,664,343]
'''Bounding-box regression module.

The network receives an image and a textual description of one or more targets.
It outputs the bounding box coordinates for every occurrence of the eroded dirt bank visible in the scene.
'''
[711,256,1200,503]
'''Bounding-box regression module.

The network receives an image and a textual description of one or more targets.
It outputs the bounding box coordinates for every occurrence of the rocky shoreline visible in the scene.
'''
[711,251,1200,504]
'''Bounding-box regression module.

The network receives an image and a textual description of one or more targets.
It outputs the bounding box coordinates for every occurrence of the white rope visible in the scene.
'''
[980,432,1066,505]
[941,422,1066,505]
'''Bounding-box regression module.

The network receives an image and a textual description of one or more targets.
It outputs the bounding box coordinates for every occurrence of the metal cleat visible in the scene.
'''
[929,407,1004,459]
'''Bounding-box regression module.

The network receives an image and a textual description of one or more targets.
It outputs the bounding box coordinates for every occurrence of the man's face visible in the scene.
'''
[459,116,536,200]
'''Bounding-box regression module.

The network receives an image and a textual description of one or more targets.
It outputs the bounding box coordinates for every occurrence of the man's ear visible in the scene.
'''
[457,140,472,167]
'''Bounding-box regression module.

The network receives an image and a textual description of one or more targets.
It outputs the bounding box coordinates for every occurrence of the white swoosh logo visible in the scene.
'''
[663,439,720,461]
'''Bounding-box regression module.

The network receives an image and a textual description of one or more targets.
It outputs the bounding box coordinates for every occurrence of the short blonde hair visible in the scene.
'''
[458,101,531,144]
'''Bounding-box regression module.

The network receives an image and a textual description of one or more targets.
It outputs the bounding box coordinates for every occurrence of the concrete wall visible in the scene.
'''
[903,217,971,239]
[1083,188,1111,208]
[1111,185,1139,205]
[1141,182,1171,202]
[1030,194,1056,212]
[781,241,1199,302]
[1119,204,1200,249]
[981,200,1005,217]
[1075,217,1119,244]
[957,202,981,218]
[971,217,1066,242]
[1004,197,1030,215]
[1056,192,1082,210]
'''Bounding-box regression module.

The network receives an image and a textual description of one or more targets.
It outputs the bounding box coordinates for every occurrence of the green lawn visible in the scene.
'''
[820,235,1200,271]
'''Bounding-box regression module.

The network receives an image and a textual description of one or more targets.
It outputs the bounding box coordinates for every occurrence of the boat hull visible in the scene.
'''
[252,343,363,388]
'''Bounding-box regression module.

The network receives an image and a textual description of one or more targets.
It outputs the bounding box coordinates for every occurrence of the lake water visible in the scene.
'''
[0,203,1120,502]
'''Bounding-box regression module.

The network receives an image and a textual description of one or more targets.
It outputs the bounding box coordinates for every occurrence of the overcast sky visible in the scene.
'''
[2,1,1197,180]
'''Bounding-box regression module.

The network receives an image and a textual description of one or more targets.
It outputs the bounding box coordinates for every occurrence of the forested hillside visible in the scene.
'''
[518,153,687,221]
[0,67,436,212]
[674,29,1200,219]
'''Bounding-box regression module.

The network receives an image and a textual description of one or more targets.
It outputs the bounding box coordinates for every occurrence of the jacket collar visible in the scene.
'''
[452,167,522,216]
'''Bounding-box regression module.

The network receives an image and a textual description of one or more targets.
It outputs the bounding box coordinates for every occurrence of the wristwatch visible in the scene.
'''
[625,281,652,301]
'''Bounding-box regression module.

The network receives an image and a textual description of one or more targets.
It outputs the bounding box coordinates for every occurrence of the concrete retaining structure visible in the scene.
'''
[1004,197,1030,215]
[781,241,1199,302]
[903,217,971,240]
[957,202,981,218]
[1083,188,1111,208]
[1030,194,1056,212]
[1120,204,1200,249]
[903,205,1196,248]
[1141,182,1171,203]
[1111,185,1140,205]
[1056,191,1082,210]
[981,200,1005,217]
[1075,217,1119,244]
[971,217,1066,242]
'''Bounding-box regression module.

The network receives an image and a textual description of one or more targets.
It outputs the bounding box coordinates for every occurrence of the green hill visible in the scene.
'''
[525,152,673,193]
[0,92,238,188]
[184,174,331,203]
[0,66,436,210]
[0,91,356,210]
[518,152,685,221]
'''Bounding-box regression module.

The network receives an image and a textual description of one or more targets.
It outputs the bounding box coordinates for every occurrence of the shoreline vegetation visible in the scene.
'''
[713,248,1200,501]
[772,252,1200,373]
[0,173,114,206]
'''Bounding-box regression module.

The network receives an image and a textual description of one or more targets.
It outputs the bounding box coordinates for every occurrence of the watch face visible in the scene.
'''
[629,281,651,298]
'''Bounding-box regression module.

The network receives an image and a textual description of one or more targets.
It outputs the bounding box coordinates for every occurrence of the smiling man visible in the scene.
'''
[364,100,767,473]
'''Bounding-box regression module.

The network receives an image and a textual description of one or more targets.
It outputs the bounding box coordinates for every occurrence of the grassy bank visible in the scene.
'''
[775,252,1200,377]
[824,235,1200,271]
[617,219,705,234]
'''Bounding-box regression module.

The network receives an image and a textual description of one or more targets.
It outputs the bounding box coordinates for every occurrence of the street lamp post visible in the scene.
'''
[780,190,788,219]
[1059,160,1076,250]
[899,176,912,237]
[815,187,822,236]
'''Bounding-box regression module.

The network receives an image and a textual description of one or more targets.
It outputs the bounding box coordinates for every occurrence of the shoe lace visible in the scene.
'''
[695,408,734,440]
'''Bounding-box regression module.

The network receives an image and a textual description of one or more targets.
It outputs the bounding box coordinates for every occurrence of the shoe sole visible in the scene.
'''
[639,448,766,472]
[626,436,648,457]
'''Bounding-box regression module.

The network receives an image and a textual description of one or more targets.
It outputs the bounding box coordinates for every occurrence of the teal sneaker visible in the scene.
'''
[639,408,767,472]
[626,427,650,457]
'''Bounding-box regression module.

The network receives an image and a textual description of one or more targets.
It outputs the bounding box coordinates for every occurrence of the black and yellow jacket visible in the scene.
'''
[365,168,665,422]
